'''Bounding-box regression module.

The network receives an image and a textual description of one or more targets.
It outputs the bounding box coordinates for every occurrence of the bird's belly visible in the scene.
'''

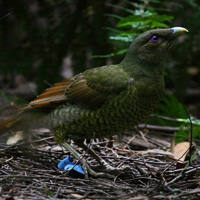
[52,86,163,141]
[94,87,162,137]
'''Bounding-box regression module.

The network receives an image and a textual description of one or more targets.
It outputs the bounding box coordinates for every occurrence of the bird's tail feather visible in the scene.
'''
[0,111,23,134]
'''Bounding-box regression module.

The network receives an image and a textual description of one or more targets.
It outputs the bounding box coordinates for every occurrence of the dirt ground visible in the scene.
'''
[1,128,200,200]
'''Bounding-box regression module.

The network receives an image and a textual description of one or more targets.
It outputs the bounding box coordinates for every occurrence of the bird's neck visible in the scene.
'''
[120,54,166,80]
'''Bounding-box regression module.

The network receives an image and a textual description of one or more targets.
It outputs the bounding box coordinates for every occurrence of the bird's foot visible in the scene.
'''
[81,158,115,179]
[60,142,116,178]
[74,140,131,175]
[58,154,130,178]
[58,155,115,179]
[83,160,131,178]
[94,159,131,175]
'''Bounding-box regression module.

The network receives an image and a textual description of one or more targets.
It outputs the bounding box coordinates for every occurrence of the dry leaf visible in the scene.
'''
[173,142,190,161]
[6,131,24,145]
[70,193,91,200]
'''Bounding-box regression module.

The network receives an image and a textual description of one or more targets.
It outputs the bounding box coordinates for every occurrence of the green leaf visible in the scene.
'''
[118,32,138,37]
[176,117,200,126]
[45,189,55,198]
[175,124,188,143]
[117,12,173,28]
[109,35,134,42]
[149,94,189,126]
[158,94,188,119]
[151,21,169,28]
[193,126,200,138]
[153,15,174,22]
[117,15,143,27]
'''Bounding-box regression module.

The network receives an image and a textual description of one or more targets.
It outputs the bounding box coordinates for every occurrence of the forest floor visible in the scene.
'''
[1,127,200,200]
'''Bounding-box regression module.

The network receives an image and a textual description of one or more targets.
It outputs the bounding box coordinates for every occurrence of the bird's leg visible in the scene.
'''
[74,140,130,173]
[61,142,113,178]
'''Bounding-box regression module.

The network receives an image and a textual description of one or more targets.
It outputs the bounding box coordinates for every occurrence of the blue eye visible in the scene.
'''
[151,35,159,42]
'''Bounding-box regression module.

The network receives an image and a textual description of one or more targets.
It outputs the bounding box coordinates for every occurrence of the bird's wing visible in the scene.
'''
[66,65,133,109]
[23,65,133,111]
[23,79,74,110]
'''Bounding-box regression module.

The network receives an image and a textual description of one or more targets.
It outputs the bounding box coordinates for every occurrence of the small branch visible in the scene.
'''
[138,124,188,133]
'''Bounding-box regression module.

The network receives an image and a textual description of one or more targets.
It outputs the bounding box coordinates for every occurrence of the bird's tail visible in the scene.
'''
[0,111,24,134]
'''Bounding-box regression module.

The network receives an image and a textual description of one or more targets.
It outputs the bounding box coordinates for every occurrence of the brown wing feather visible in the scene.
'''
[22,78,74,110]
[66,76,107,109]
[22,75,107,111]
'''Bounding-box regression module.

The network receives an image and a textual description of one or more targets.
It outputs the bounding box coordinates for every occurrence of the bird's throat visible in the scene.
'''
[120,57,165,82]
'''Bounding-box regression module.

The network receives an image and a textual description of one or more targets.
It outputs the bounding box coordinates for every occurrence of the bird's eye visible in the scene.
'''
[151,35,159,42]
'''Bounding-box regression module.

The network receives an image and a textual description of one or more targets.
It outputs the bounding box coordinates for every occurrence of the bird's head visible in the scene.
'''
[121,27,188,68]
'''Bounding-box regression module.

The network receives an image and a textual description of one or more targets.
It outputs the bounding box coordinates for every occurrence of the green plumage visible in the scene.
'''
[49,64,164,142]
[0,27,188,144]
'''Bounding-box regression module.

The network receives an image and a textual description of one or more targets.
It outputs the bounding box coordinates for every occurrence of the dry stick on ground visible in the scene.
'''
[1,130,200,199]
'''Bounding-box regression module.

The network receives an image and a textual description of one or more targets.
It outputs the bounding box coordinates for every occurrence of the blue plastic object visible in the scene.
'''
[58,156,85,176]
[64,164,84,175]
[58,156,73,169]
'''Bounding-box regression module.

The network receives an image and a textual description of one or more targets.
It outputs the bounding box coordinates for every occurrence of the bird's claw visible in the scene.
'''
[81,159,114,178]
[97,163,131,175]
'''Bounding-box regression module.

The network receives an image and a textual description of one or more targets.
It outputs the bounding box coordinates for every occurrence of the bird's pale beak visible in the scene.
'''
[171,27,188,36]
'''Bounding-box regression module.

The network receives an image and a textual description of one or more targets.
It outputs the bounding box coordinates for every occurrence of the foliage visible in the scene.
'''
[148,93,200,143]
[175,125,200,143]
[149,94,188,127]
[96,0,174,58]
[157,95,188,121]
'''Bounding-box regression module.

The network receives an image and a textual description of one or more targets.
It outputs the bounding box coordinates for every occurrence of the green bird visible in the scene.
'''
[0,27,188,177]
